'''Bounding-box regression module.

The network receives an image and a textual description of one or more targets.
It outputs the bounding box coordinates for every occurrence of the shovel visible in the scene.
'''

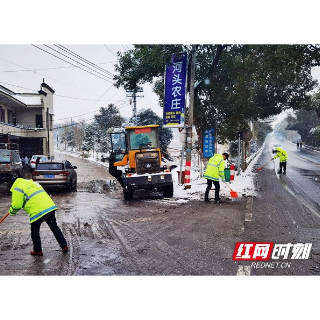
[0,212,9,225]
[257,158,273,171]
[223,181,238,198]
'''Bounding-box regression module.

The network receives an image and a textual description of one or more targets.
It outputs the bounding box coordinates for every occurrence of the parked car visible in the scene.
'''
[31,160,77,192]
[0,145,23,182]
[272,144,281,153]
[29,155,48,170]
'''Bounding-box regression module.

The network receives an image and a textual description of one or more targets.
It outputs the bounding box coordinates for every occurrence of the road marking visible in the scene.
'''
[245,197,253,221]
[239,198,252,275]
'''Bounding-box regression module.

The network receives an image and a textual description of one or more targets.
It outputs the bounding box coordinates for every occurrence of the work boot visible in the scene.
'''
[277,170,282,174]
[204,199,210,203]
[283,171,286,174]
[62,246,68,253]
[30,250,43,256]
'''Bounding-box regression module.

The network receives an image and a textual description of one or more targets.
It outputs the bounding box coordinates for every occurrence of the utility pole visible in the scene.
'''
[237,132,241,175]
[126,88,144,117]
[46,107,50,158]
[215,128,218,154]
[184,45,196,188]
[241,140,246,171]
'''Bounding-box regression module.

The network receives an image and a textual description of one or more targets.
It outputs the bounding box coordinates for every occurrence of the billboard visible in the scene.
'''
[163,52,188,127]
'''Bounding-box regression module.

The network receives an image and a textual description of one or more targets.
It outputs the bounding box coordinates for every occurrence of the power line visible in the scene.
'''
[123,44,131,51]
[55,98,131,122]
[0,54,112,98]
[0,65,76,73]
[103,44,118,59]
[42,44,114,81]
[0,81,122,102]
[2,46,160,125]
[31,44,115,84]
[56,44,115,76]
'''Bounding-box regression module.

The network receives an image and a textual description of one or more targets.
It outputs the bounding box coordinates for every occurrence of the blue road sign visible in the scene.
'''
[203,128,215,158]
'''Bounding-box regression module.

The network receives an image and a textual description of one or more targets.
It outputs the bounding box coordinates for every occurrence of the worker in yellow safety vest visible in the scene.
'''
[273,147,288,174]
[8,178,68,256]
[203,153,229,203]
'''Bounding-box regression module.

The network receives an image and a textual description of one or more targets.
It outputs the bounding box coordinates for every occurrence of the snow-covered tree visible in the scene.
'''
[82,123,96,152]
[91,104,125,153]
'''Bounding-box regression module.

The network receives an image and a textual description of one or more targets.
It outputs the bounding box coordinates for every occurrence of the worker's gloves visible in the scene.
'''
[8,210,16,216]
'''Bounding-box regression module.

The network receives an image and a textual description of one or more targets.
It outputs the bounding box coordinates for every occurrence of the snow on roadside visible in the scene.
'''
[58,145,262,202]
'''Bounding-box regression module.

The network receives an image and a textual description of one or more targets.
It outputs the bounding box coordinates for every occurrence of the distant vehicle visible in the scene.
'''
[272,144,281,153]
[31,160,77,192]
[29,155,48,170]
[0,143,23,182]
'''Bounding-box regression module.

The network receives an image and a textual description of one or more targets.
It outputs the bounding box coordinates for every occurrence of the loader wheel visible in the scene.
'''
[123,188,134,200]
[162,184,173,198]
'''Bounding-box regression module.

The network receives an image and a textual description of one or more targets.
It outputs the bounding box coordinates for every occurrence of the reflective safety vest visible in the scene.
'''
[203,154,225,182]
[9,178,57,223]
[274,147,288,163]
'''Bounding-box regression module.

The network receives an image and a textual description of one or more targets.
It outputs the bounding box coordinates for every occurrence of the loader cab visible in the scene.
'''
[126,126,159,150]
[110,132,127,162]
[110,124,162,170]
[124,125,161,173]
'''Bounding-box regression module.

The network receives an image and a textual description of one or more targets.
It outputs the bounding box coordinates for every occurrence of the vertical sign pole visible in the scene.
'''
[184,45,196,188]
[238,132,241,175]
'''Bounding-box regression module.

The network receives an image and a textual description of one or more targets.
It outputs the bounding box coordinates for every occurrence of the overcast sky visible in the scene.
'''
[0,44,162,124]
[1,44,320,128]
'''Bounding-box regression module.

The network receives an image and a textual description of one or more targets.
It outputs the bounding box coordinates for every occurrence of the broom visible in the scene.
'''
[223,181,238,198]
[0,212,9,225]
[257,158,273,171]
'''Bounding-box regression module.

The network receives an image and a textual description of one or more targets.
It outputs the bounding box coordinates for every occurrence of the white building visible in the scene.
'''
[0,80,54,158]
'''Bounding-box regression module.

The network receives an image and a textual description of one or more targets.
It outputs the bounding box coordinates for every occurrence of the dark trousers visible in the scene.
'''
[205,179,220,201]
[279,161,287,173]
[31,210,67,252]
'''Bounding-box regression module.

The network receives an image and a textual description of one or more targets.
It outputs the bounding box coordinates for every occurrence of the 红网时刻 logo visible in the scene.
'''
[233,242,312,261]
